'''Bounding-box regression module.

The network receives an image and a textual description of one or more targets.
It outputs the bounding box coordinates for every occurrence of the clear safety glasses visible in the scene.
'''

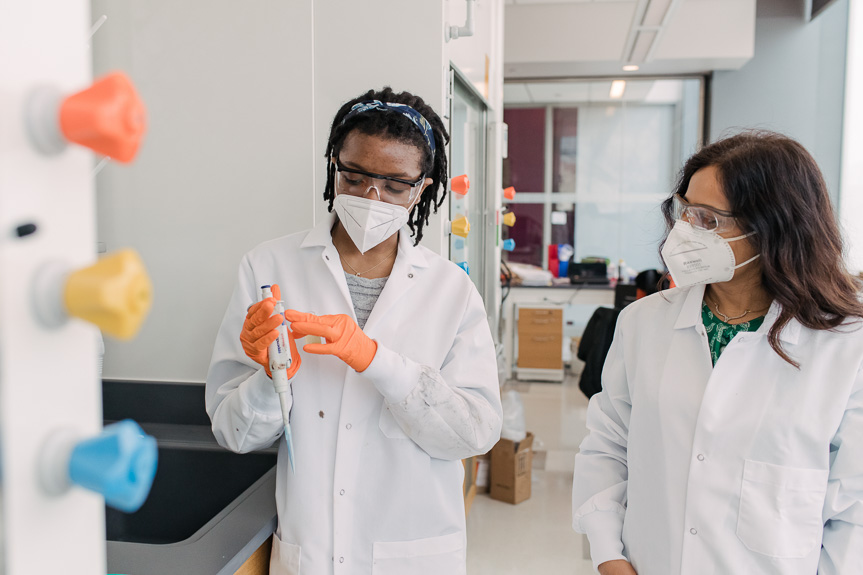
[334,158,424,207]
[672,193,738,233]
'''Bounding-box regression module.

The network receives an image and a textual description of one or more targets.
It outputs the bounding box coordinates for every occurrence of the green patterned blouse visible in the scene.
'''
[702,302,766,366]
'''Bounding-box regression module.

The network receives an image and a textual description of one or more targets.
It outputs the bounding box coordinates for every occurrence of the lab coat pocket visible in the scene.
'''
[270,532,302,575]
[372,531,466,575]
[736,459,828,558]
[379,403,409,439]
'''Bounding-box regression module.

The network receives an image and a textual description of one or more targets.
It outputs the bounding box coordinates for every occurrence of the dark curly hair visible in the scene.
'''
[660,130,863,367]
[324,87,450,245]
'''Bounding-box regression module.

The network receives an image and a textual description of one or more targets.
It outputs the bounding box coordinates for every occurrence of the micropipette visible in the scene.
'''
[260,285,296,473]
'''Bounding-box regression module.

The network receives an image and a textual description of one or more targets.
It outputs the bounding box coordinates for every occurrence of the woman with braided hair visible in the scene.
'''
[206,87,502,575]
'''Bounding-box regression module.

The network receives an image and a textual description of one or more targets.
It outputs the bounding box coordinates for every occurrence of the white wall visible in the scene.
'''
[446,0,502,105]
[312,0,448,255]
[92,1,315,382]
[839,0,863,272]
[710,0,849,206]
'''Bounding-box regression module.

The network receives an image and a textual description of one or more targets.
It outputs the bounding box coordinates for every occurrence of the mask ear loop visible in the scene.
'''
[733,253,760,269]
[725,230,759,269]
[723,230,756,242]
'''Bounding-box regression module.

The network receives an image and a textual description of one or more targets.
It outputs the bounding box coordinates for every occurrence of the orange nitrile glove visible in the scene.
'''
[281,328,303,380]
[240,283,302,379]
[283,310,378,373]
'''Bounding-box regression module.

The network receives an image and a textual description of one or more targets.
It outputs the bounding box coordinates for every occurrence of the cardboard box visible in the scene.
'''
[475,453,491,494]
[489,432,534,504]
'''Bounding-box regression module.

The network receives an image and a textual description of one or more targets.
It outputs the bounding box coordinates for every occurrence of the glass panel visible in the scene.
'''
[502,203,544,266]
[503,78,704,277]
[503,108,546,196]
[553,108,578,196]
[574,104,672,272]
[502,107,546,268]
[449,75,487,296]
[550,202,575,247]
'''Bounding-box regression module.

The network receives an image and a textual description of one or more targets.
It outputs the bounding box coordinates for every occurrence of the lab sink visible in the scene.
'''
[106,445,276,544]
[102,380,280,575]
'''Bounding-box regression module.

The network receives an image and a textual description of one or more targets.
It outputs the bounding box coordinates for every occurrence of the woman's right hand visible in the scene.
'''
[240,291,284,377]
[598,559,637,575]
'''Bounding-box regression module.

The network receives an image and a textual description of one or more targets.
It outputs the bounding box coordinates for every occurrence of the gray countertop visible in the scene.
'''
[107,424,278,575]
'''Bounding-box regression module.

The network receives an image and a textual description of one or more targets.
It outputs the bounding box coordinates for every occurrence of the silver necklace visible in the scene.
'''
[708,297,768,323]
[335,243,398,277]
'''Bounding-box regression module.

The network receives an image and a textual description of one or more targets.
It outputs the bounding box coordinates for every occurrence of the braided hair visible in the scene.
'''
[324,87,450,245]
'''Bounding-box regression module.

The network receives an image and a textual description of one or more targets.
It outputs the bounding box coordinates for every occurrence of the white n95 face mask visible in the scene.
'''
[333,194,410,254]
[661,220,759,288]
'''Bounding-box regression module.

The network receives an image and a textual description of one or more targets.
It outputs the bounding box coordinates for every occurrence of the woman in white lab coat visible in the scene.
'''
[573,132,863,575]
[205,88,502,575]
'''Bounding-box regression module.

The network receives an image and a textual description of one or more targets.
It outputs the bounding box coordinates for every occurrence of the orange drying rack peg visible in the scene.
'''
[503,186,516,200]
[60,72,147,163]
[451,174,470,196]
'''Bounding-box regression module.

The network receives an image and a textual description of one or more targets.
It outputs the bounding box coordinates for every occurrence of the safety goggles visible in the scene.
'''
[334,158,424,206]
[672,193,738,233]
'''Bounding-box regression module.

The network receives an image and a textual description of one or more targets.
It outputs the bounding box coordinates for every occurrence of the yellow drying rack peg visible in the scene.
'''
[65,249,153,339]
[450,215,471,239]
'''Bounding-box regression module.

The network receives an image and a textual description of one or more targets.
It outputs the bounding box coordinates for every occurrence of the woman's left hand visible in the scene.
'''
[284,310,378,372]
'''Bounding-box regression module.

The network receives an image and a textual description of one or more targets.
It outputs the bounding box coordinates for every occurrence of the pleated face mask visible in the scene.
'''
[661,220,759,287]
[333,194,410,254]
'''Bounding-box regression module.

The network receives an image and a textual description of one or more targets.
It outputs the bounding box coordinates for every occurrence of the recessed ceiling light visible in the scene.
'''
[623,64,640,72]
[609,80,626,99]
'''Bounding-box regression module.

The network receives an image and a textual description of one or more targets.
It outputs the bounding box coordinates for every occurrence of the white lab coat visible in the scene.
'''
[572,284,863,575]
[206,214,502,575]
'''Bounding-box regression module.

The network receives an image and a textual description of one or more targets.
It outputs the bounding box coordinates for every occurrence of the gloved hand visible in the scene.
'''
[240,283,301,379]
[283,310,377,373]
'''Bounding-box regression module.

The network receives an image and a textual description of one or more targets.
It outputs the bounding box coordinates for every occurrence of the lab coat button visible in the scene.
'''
[346,423,352,430]
[697,454,705,461]
[690,528,698,535]
[408,273,414,279]
[339,557,345,563]
[340,489,345,495]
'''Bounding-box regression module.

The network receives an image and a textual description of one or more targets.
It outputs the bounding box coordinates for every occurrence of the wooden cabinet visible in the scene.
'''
[502,286,616,381]
[515,306,564,380]
[234,535,272,575]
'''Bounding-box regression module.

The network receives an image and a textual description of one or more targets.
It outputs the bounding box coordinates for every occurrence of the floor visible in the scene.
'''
[466,375,596,574]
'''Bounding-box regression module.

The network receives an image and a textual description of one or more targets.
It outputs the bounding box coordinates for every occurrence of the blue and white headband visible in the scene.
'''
[340,100,436,159]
